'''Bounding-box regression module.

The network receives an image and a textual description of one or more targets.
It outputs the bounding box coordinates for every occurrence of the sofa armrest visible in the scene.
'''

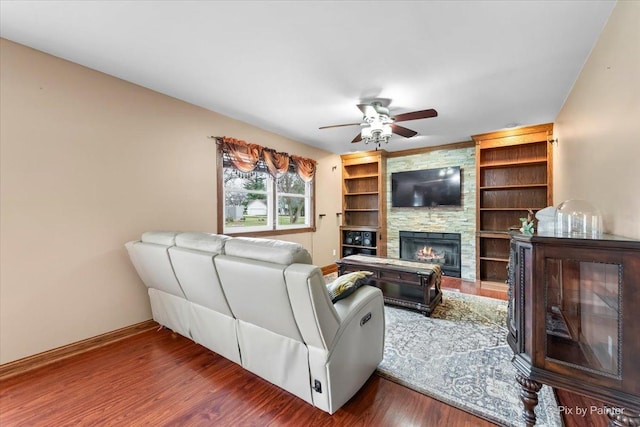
[330,285,384,353]
[332,284,383,325]
[321,284,385,413]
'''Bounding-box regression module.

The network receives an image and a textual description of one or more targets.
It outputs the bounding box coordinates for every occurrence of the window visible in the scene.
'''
[217,137,315,235]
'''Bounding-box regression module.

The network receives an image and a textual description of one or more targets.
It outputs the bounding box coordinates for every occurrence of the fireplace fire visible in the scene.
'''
[400,231,461,277]
[415,246,446,264]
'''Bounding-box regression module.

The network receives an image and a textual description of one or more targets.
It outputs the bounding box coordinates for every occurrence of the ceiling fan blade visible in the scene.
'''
[319,122,362,130]
[352,133,362,143]
[392,109,438,122]
[390,124,418,138]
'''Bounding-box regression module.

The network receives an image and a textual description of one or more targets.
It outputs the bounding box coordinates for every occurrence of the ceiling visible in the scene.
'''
[0,1,616,154]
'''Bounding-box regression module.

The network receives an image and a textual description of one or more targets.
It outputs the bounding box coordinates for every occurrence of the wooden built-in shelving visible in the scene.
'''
[472,123,553,291]
[340,150,387,258]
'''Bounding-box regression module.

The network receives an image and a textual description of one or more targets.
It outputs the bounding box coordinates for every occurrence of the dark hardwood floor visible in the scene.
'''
[0,277,609,427]
[0,326,497,427]
[440,276,508,300]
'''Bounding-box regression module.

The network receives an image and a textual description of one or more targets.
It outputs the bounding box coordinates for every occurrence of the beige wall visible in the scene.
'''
[554,1,640,239]
[0,38,340,364]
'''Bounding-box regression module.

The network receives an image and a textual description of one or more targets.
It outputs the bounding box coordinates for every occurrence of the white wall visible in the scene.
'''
[0,38,340,364]
[554,1,640,239]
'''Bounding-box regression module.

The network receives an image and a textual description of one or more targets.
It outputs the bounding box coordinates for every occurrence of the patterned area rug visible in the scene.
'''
[377,291,563,427]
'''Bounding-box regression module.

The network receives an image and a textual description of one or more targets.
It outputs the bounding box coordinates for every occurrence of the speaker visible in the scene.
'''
[363,231,372,246]
[343,247,354,256]
[352,232,362,246]
[345,231,354,245]
[359,248,374,255]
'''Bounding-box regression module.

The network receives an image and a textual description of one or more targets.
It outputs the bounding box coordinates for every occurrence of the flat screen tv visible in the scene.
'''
[391,166,462,207]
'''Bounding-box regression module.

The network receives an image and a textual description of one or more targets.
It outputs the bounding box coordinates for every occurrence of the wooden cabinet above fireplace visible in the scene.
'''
[472,123,554,291]
[340,150,387,258]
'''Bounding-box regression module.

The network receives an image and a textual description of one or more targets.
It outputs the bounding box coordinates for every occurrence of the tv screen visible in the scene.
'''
[392,166,462,207]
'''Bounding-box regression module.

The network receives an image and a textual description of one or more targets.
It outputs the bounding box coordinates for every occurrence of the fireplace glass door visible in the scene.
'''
[399,231,461,277]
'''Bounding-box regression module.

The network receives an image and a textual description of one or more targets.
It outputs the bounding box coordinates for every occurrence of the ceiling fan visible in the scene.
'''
[319,101,438,146]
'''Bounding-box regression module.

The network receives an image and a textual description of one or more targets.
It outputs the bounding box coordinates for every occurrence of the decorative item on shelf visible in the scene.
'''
[519,209,535,234]
[555,199,602,238]
[535,206,556,234]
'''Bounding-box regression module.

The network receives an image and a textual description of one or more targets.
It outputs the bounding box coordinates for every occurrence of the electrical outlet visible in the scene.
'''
[332,249,336,256]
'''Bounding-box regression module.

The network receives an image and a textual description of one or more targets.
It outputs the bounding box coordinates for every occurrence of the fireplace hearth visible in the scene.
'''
[400,231,461,277]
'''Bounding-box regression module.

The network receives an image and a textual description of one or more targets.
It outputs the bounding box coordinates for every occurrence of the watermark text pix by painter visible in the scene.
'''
[558,406,623,417]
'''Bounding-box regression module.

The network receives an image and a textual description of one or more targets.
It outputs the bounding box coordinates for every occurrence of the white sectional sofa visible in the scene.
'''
[125,231,385,414]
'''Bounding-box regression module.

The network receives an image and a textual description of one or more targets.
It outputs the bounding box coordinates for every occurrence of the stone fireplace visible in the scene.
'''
[399,231,462,277]
[386,143,476,281]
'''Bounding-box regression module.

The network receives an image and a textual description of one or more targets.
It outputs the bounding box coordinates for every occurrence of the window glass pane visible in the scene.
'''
[223,169,272,231]
[277,172,305,195]
[277,172,311,229]
[223,170,247,191]
[277,195,307,225]
[224,192,271,229]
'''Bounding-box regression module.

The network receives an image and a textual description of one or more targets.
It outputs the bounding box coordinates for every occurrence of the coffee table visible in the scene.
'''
[336,254,442,316]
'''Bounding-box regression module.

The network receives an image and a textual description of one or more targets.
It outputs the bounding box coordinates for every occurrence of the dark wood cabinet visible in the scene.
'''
[508,232,640,426]
[340,150,387,258]
[473,124,553,292]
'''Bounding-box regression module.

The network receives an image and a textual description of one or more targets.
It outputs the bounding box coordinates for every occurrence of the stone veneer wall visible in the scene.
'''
[386,145,476,281]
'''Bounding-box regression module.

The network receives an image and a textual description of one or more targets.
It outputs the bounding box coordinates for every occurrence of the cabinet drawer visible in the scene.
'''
[378,270,422,285]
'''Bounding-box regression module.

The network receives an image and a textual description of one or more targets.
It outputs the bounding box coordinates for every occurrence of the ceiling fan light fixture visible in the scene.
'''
[361,126,373,139]
[381,124,392,138]
[361,123,392,147]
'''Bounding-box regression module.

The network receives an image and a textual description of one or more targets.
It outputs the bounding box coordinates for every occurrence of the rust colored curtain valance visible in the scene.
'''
[263,149,290,178]
[220,137,262,173]
[291,155,316,182]
[219,136,316,181]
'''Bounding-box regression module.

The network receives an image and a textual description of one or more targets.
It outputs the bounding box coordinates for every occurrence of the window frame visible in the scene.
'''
[217,149,316,237]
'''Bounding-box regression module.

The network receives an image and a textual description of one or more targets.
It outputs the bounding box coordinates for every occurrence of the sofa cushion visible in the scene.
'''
[224,237,312,265]
[326,271,373,303]
[141,231,179,246]
[175,232,230,254]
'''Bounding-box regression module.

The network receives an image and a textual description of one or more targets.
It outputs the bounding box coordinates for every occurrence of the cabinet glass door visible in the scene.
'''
[545,258,621,378]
